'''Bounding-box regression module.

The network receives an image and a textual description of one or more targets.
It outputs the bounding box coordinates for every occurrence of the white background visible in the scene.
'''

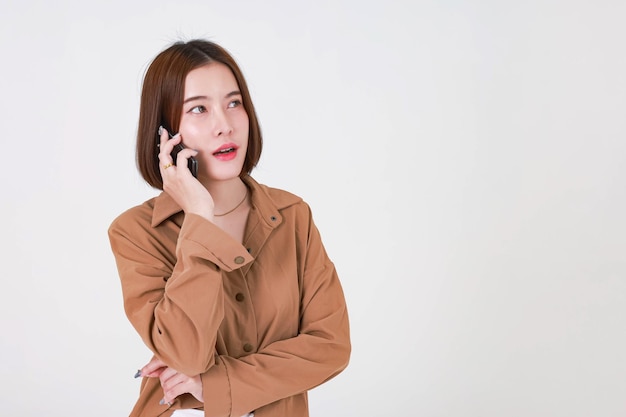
[2,0,625,416]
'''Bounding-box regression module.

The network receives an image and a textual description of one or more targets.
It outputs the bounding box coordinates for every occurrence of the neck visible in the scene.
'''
[204,177,248,214]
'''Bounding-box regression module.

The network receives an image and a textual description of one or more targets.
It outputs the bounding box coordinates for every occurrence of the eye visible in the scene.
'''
[228,99,242,109]
[189,105,207,114]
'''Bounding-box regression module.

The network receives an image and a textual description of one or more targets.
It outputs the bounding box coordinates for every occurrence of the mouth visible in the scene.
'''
[211,143,240,162]
[212,145,238,156]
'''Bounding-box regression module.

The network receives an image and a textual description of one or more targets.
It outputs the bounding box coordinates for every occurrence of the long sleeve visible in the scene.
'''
[108,211,253,376]
[109,178,350,417]
[200,202,351,417]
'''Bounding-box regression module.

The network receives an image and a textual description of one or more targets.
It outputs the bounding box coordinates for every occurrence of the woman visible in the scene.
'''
[108,39,350,417]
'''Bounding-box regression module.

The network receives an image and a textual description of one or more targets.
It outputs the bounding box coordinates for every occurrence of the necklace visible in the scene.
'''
[214,189,248,217]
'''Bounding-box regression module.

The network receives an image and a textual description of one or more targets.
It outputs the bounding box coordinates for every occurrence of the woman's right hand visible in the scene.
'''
[158,127,215,220]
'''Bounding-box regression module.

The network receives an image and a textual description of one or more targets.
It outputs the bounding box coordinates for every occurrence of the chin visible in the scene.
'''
[207,170,244,182]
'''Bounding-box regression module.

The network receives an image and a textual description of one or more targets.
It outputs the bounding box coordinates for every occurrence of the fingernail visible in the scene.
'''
[158,126,163,136]
[171,133,181,139]
[134,369,142,378]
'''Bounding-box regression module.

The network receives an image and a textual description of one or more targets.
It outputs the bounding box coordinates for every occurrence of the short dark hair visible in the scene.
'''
[136,39,262,189]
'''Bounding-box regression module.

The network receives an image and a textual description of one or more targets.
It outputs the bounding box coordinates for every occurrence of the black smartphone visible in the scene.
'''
[159,126,198,178]
[171,142,198,178]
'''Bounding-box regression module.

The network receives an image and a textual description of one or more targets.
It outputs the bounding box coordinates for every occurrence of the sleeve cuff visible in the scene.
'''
[201,356,232,416]
[179,213,254,272]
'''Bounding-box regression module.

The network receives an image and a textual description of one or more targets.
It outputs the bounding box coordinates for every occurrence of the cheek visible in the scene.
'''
[240,118,250,150]
[237,109,250,131]
[180,118,202,134]
[179,121,205,146]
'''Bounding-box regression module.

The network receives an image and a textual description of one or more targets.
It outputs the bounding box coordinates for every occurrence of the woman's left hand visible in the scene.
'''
[139,356,204,405]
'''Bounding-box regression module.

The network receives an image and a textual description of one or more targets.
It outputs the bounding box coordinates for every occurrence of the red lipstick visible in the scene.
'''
[212,143,239,161]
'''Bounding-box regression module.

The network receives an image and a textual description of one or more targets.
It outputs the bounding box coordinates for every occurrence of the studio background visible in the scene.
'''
[2,0,625,416]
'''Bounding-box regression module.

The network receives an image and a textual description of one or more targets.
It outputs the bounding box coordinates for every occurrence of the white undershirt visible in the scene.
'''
[171,409,253,417]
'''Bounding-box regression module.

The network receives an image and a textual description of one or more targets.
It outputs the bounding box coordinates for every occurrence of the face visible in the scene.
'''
[178,62,249,182]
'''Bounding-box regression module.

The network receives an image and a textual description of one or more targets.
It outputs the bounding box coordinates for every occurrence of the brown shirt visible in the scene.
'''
[108,176,350,417]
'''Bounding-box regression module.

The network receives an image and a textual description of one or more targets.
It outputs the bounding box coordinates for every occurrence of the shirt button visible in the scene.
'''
[234,256,245,264]
[235,293,245,302]
[243,343,253,352]
[270,216,277,221]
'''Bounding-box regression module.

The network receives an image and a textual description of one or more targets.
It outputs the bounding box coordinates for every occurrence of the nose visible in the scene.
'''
[213,108,233,137]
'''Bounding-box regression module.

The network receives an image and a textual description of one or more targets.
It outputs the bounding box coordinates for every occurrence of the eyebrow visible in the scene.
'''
[183,90,242,104]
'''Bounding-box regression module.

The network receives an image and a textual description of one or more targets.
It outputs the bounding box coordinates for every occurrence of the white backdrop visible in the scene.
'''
[2,0,625,416]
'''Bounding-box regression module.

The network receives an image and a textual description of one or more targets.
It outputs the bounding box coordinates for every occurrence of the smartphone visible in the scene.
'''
[171,142,198,178]
[159,126,198,178]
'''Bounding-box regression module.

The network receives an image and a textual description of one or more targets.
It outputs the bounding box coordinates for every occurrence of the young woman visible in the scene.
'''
[108,39,351,417]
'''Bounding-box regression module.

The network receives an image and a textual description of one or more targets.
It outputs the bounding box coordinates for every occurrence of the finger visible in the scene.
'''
[142,366,166,378]
[159,398,173,407]
[158,366,179,386]
[157,125,170,150]
[174,148,199,175]
[139,357,167,378]
[161,373,190,404]
[158,131,182,166]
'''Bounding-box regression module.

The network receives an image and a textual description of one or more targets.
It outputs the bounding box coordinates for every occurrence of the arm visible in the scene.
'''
[200,205,351,416]
[108,211,253,376]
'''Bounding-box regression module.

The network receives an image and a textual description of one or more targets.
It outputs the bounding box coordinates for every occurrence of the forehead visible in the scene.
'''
[184,62,239,96]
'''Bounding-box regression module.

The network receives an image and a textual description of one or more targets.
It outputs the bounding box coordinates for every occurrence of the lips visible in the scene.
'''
[213,146,235,155]
[212,143,239,161]
[213,143,238,155]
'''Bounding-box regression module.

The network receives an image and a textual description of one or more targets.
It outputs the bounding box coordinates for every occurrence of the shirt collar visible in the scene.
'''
[151,175,301,228]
